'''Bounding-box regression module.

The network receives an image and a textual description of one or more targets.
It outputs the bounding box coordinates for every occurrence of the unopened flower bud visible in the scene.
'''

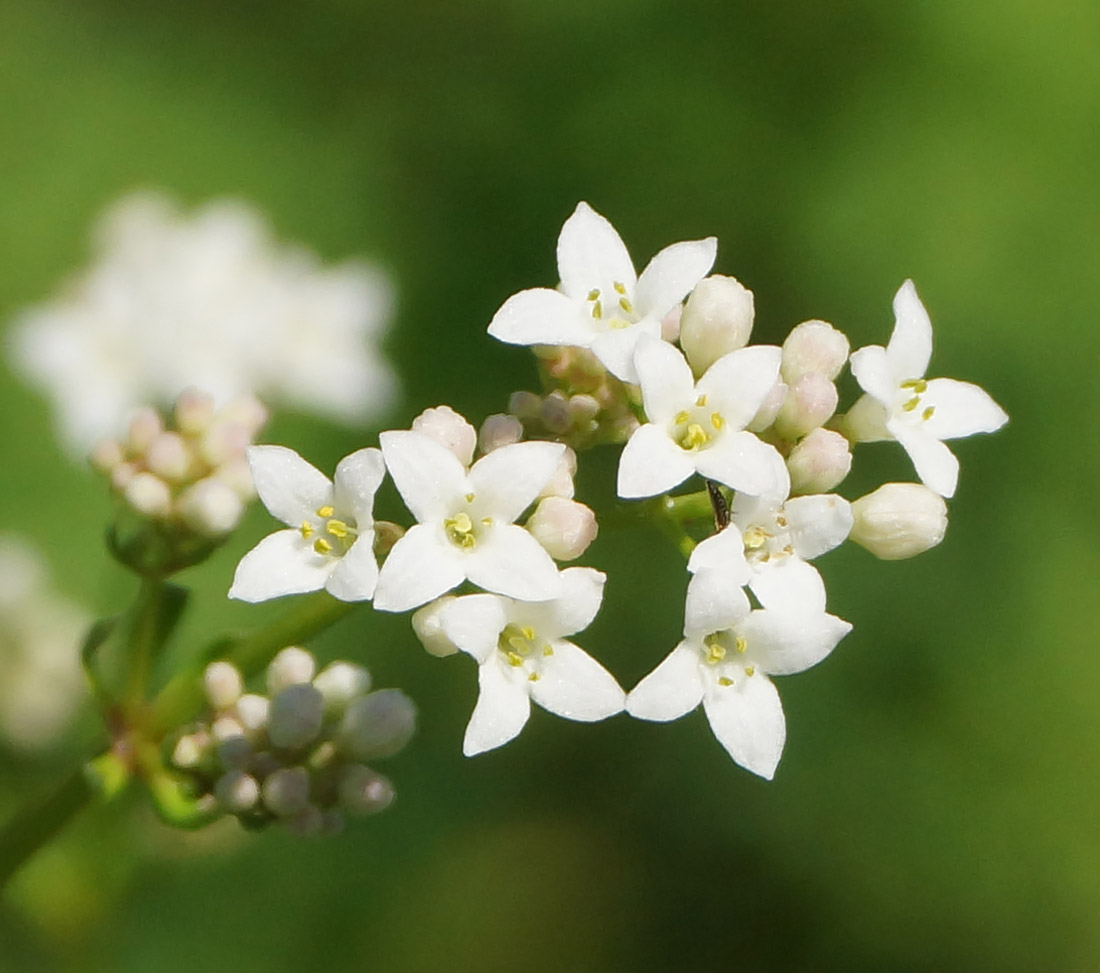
[478,414,524,454]
[199,420,250,467]
[412,405,476,466]
[746,381,788,433]
[174,387,216,435]
[268,683,325,750]
[214,770,260,812]
[145,432,191,482]
[313,662,371,713]
[787,428,852,494]
[171,732,208,769]
[849,483,948,560]
[178,478,245,536]
[214,456,255,500]
[781,320,850,383]
[109,462,137,492]
[262,767,312,818]
[508,391,542,422]
[234,694,270,735]
[216,734,253,770]
[320,809,346,836]
[123,472,172,518]
[267,646,316,696]
[411,596,459,657]
[680,275,755,375]
[540,391,572,434]
[212,715,245,742]
[372,521,405,559]
[285,804,325,838]
[219,394,268,437]
[339,765,395,816]
[660,303,683,343]
[569,394,600,426]
[203,661,243,709]
[126,407,162,454]
[773,373,839,441]
[539,446,577,500]
[526,497,598,561]
[338,690,417,760]
[89,438,124,475]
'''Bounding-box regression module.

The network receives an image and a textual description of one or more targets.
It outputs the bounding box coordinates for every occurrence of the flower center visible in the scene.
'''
[671,395,725,452]
[897,378,936,422]
[498,623,554,682]
[443,494,493,550]
[300,504,358,558]
[701,631,752,687]
[585,281,638,331]
[741,511,794,565]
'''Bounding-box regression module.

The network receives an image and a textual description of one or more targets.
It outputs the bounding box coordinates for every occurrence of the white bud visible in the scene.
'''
[212,715,245,742]
[786,428,852,494]
[412,405,476,466]
[203,661,243,709]
[213,456,256,500]
[199,420,251,467]
[218,394,269,437]
[843,394,890,443]
[660,303,683,343]
[214,770,260,813]
[109,461,137,492]
[773,373,839,441]
[89,438,124,475]
[234,694,270,735]
[339,765,395,816]
[539,392,572,434]
[569,395,600,426]
[526,497,598,561]
[849,483,948,560]
[746,380,788,433]
[261,767,312,818]
[174,387,216,435]
[171,732,208,769]
[178,478,245,536]
[268,684,325,750]
[539,446,577,500]
[679,275,755,375]
[123,472,172,518]
[267,646,316,695]
[126,407,162,454]
[338,690,417,760]
[411,596,459,657]
[508,391,542,422]
[313,661,372,713]
[781,320,850,383]
[478,414,524,454]
[145,432,191,482]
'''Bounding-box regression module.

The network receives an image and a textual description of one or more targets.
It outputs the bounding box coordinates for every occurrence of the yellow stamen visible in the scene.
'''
[316,505,334,518]
[521,626,535,640]
[313,538,333,555]
[695,394,708,408]
[735,636,747,654]
[444,512,476,549]
[744,666,755,677]
[618,297,633,314]
[592,299,603,319]
[465,492,475,503]
[718,677,733,687]
[300,521,314,539]
[744,526,768,549]
[508,636,531,655]
[704,639,726,665]
[680,423,710,450]
[326,519,350,539]
[900,379,928,393]
[481,517,493,526]
[613,281,627,295]
[710,412,724,430]
[506,651,524,667]
[587,288,600,301]
[922,406,936,421]
[674,410,690,425]
[528,672,540,682]
[902,396,921,412]
[543,645,554,656]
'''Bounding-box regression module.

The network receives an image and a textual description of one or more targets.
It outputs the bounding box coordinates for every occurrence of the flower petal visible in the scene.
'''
[468,440,566,524]
[228,529,332,602]
[379,430,469,523]
[886,280,932,379]
[696,345,782,430]
[703,672,785,779]
[520,566,606,640]
[634,237,717,318]
[687,528,751,586]
[439,594,509,664]
[784,494,853,560]
[373,524,466,612]
[616,424,696,499]
[487,287,595,348]
[848,345,896,404]
[920,378,1009,440]
[247,445,333,527]
[633,335,695,424]
[465,524,563,602]
[890,421,960,498]
[694,431,786,498]
[463,658,531,756]
[323,532,379,602]
[531,640,625,721]
[739,608,852,676]
[590,318,661,383]
[626,642,705,722]
[749,557,826,614]
[556,201,636,300]
[684,569,751,638]
[333,447,385,526]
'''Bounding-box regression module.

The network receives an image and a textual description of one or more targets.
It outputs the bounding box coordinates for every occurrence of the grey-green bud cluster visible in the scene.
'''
[169,647,415,837]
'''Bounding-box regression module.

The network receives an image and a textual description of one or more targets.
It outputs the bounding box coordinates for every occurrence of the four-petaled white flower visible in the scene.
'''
[438,567,624,755]
[488,202,716,383]
[617,336,786,499]
[373,430,566,613]
[229,445,385,602]
[626,567,851,778]
[847,280,1008,498]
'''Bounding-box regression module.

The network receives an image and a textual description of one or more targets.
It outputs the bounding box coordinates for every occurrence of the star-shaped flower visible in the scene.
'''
[438,567,624,755]
[617,336,787,499]
[229,445,385,602]
[847,281,1008,498]
[487,202,716,383]
[626,568,851,778]
[373,429,565,613]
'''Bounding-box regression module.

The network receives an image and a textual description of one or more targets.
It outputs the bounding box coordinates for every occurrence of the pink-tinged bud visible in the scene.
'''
[411,596,459,657]
[338,690,417,760]
[126,407,162,454]
[773,373,839,441]
[267,646,316,695]
[199,420,251,467]
[109,462,137,492]
[849,483,948,560]
[540,391,572,434]
[478,413,524,454]
[412,405,477,466]
[214,456,255,500]
[214,771,260,812]
[339,765,395,816]
[660,303,683,343]
[173,387,216,435]
[526,497,598,561]
[145,431,192,481]
[89,438,124,475]
[539,446,577,500]
[781,320,850,383]
[680,275,755,375]
[746,380,788,433]
[786,428,852,494]
[203,661,243,709]
[123,471,172,518]
[178,478,245,536]
[507,391,542,422]
[219,394,269,437]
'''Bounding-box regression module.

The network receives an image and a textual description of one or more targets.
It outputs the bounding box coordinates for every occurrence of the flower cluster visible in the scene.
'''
[224,201,1006,781]
[169,648,415,837]
[9,191,397,452]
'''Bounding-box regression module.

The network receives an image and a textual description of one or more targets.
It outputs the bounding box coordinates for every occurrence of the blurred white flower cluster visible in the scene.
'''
[9,191,398,452]
[0,535,89,751]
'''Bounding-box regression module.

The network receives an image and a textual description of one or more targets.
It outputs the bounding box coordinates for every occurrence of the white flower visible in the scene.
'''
[847,281,1008,497]
[487,202,716,383]
[438,568,624,755]
[8,192,397,452]
[627,568,851,779]
[228,445,385,603]
[617,336,787,499]
[373,430,565,612]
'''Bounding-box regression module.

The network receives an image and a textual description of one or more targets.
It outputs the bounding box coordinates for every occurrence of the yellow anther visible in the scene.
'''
[506,651,524,667]
[592,299,603,319]
[718,677,733,687]
[680,423,710,450]
[543,645,554,656]
[744,666,756,677]
[317,505,334,518]
[922,406,936,421]
[444,512,476,549]
[465,492,476,503]
[528,672,540,682]
[618,297,633,314]
[300,521,314,539]
[744,526,767,549]
[735,635,747,654]
[313,537,333,555]
[776,515,788,528]
[587,288,601,301]
[695,394,708,408]
[710,412,724,430]
[481,517,493,526]
[326,519,351,539]
[613,281,627,295]
[521,626,535,640]
[674,410,690,425]
[903,396,921,412]
[901,379,928,393]
[704,639,726,665]
[782,544,794,555]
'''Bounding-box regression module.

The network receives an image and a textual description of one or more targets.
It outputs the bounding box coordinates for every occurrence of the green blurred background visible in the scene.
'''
[0,0,1096,969]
